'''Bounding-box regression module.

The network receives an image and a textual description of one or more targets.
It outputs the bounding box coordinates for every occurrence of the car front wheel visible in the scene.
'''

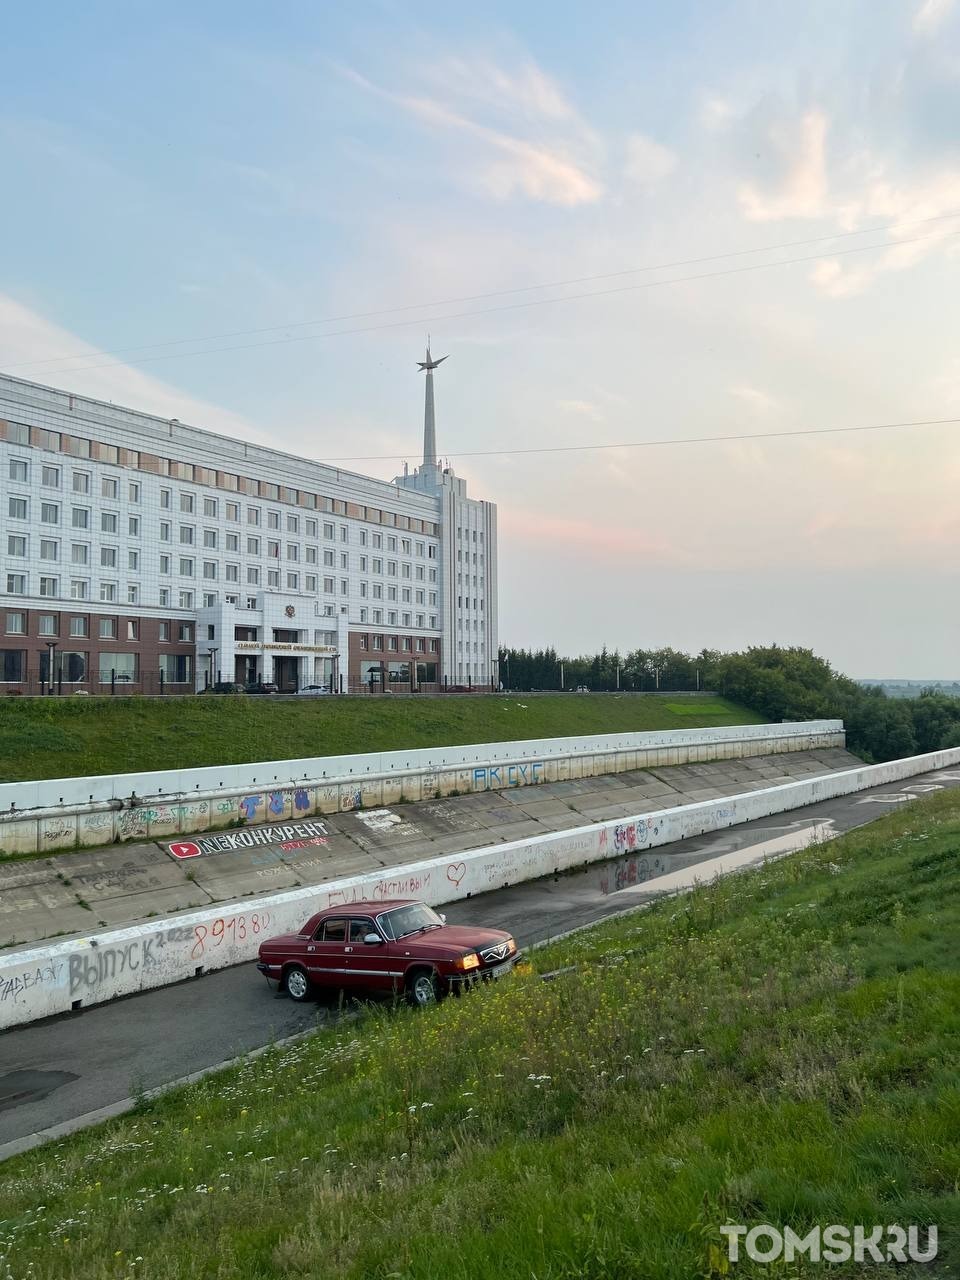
[284,965,312,1002]
[406,969,440,1007]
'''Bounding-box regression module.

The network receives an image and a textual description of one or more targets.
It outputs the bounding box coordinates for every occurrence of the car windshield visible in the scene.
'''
[379,903,444,940]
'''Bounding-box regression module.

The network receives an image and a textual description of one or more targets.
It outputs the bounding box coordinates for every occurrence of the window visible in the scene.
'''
[306,546,318,564]
[42,465,60,488]
[323,522,334,539]
[159,621,170,642]
[9,458,28,481]
[268,511,280,530]
[159,554,171,574]
[246,566,259,585]
[69,616,88,637]
[178,623,193,642]
[247,507,261,525]
[160,521,171,542]
[5,612,25,634]
[99,618,117,639]
[100,582,117,602]
[160,488,172,509]
[180,525,195,545]
[100,547,118,568]
[388,637,398,651]
[226,532,239,552]
[203,529,217,549]
[128,481,141,503]
[340,526,348,542]
[127,620,139,640]
[38,614,57,636]
[100,512,117,533]
[0,650,24,682]
[287,544,299,561]
[203,561,218,580]
[305,574,317,592]
[8,497,27,520]
[287,515,299,532]
[129,516,140,536]
[99,652,138,683]
[39,577,59,597]
[403,637,412,652]
[159,588,170,606]
[305,518,317,538]
[203,595,216,609]
[128,550,139,571]
[226,501,240,521]
[7,535,26,557]
[179,558,194,576]
[179,590,193,609]
[180,492,194,513]
[72,507,90,530]
[286,572,299,590]
[159,653,193,683]
[267,569,280,587]
[225,563,239,582]
[203,497,218,517]
[267,540,280,559]
[247,536,260,555]
[101,477,118,499]
[59,651,88,682]
[70,580,89,600]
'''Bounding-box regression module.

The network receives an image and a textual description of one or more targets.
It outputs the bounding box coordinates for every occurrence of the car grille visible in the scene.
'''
[480,942,511,964]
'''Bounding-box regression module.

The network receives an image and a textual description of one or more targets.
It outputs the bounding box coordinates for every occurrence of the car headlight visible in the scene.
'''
[456,952,481,971]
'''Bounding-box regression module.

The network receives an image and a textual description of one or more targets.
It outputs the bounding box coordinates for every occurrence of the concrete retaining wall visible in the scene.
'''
[0,720,843,856]
[2,741,955,1030]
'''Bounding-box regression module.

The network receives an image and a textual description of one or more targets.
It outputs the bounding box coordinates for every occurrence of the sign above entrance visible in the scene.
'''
[234,642,337,654]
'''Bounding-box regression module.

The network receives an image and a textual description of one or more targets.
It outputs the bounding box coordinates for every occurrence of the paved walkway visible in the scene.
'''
[0,747,860,950]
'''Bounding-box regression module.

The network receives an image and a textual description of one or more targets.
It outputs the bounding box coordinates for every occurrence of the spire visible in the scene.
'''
[417,338,448,469]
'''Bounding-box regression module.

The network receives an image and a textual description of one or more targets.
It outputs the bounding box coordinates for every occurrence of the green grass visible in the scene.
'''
[0,693,761,782]
[2,792,958,1278]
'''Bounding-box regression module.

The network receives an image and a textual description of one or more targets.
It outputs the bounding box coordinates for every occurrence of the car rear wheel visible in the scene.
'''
[406,968,440,1008]
[284,965,312,1002]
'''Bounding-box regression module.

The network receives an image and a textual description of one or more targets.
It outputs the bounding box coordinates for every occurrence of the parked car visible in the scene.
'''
[244,681,279,694]
[295,684,331,696]
[257,899,523,1006]
[201,681,245,694]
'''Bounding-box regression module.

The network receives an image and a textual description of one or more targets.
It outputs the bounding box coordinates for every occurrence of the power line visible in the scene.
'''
[7,211,960,375]
[318,415,960,464]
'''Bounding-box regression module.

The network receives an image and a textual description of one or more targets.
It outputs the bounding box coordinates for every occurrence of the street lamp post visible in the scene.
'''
[205,647,219,689]
[45,641,57,696]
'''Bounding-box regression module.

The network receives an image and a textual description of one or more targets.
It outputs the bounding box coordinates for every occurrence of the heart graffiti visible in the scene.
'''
[446,861,466,888]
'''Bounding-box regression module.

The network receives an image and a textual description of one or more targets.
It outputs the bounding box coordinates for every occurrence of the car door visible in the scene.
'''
[345,916,399,993]
[304,916,352,988]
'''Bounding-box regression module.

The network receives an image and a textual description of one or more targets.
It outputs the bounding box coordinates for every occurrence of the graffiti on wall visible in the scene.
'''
[472,762,544,789]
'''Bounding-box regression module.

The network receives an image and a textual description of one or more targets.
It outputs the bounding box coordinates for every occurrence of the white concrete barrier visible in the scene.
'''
[0,721,844,856]
[5,739,948,1030]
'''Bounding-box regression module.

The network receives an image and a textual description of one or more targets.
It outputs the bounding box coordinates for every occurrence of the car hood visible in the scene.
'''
[395,924,512,955]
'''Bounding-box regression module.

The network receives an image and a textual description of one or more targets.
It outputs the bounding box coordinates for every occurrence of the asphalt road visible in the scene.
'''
[1,763,957,1159]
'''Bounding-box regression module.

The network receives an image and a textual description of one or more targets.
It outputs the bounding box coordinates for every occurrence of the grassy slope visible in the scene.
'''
[0,694,759,782]
[1,792,957,1279]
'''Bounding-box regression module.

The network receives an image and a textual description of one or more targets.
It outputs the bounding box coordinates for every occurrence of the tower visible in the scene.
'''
[417,341,448,472]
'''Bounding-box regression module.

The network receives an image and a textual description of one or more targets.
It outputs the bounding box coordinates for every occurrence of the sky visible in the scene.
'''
[2,1,959,678]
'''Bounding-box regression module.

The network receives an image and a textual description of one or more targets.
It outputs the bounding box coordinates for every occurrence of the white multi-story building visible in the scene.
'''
[0,354,497,694]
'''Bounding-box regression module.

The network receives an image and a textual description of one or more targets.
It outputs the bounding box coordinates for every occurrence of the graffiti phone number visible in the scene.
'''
[192,912,271,959]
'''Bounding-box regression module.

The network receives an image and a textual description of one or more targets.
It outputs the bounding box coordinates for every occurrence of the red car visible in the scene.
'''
[256,899,522,1006]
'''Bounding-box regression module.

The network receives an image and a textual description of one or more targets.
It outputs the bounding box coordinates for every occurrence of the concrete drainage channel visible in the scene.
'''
[3,743,959,1032]
[0,814,847,1163]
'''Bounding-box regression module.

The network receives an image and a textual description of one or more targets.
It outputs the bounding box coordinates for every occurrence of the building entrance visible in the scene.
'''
[274,656,299,692]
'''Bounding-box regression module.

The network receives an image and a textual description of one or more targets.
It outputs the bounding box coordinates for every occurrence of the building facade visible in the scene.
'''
[0,356,496,695]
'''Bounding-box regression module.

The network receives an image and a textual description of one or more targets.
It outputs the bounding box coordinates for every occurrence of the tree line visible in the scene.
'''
[497,643,960,763]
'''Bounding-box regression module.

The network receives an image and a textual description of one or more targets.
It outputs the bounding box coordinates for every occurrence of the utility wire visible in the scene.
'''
[317,416,960,464]
[7,211,960,375]
[8,226,959,379]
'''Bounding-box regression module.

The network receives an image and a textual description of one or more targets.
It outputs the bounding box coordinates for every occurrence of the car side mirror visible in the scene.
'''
[363,932,383,945]
[439,913,447,923]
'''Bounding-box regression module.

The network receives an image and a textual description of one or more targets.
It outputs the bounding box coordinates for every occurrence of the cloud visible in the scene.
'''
[913,0,955,33]
[341,65,602,207]
[729,385,781,415]
[623,133,677,184]
[0,293,273,448]
[700,95,736,132]
[557,398,604,422]
[738,110,829,221]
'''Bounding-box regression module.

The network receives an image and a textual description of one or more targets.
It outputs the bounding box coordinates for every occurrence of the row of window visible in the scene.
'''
[357,634,440,654]
[2,427,440,536]
[0,649,193,683]
[4,611,193,642]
